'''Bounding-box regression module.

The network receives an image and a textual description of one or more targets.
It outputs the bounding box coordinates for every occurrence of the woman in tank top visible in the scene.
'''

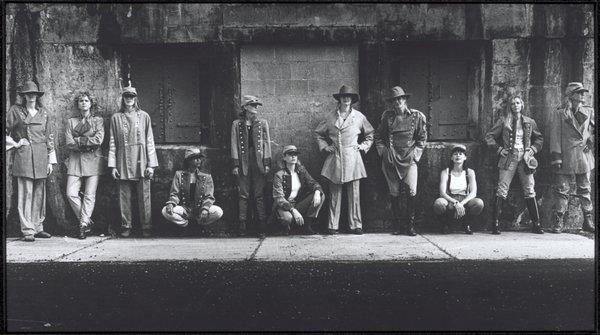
[433,144,484,234]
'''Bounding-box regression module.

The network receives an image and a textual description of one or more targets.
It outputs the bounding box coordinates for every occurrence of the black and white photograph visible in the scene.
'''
[3,2,597,332]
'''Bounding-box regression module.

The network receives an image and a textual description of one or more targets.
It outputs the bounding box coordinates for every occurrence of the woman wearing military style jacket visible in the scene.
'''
[485,96,544,234]
[271,145,324,235]
[162,147,223,233]
[315,85,374,235]
[5,80,57,242]
[65,91,106,239]
[231,95,272,237]
[374,86,427,236]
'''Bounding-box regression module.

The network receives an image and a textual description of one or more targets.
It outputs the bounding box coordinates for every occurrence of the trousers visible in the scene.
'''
[66,175,99,226]
[553,172,593,214]
[17,177,46,237]
[161,205,223,227]
[433,195,484,217]
[117,178,152,230]
[276,192,325,226]
[328,179,362,230]
[496,149,535,199]
[236,151,267,223]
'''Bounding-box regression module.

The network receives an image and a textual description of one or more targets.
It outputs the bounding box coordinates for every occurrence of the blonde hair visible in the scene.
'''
[503,96,525,129]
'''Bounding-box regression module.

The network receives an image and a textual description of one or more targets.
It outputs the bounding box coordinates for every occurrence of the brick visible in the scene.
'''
[291,62,310,80]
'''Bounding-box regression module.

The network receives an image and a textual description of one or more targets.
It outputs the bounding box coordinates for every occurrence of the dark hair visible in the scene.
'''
[73,90,98,115]
[446,152,469,171]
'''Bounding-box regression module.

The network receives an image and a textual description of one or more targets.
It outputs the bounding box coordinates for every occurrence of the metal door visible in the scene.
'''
[430,59,468,140]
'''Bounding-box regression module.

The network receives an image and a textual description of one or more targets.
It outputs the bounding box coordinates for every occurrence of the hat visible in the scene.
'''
[565,82,588,96]
[18,81,44,96]
[121,86,138,97]
[451,144,467,154]
[333,85,359,104]
[524,155,538,171]
[387,86,412,101]
[184,147,206,162]
[282,145,300,156]
[241,95,262,107]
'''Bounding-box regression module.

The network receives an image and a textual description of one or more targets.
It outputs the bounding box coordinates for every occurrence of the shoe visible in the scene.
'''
[142,229,153,238]
[464,224,473,235]
[257,231,266,238]
[351,228,363,235]
[327,229,338,235]
[78,225,87,240]
[303,219,318,235]
[582,212,595,233]
[23,235,35,242]
[525,197,544,234]
[34,231,52,238]
[107,226,118,237]
[491,196,502,235]
[120,228,131,238]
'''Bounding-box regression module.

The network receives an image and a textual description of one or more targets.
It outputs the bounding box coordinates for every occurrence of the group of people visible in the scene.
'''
[5,80,595,242]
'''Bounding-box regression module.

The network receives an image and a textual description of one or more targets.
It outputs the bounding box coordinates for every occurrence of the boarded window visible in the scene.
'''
[126,46,212,144]
[391,42,479,140]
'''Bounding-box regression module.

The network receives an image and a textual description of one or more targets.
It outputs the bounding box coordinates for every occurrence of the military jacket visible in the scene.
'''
[230,118,272,175]
[166,169,216,214]
[549,105,595,174]
[484,114,543,170]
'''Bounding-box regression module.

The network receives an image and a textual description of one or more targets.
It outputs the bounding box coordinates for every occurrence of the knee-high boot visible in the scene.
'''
[238,198,248,236]
[390,196,402,235]
[525,197,544,234]
[492,196,502,235]
[255,196,267,237]
[582,211,596,233]
[406,195,417,236]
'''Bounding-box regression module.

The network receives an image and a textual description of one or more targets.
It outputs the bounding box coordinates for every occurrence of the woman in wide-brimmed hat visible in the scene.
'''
[315,85,374,235]
[65,90,106,239]
[485,95,544,235]
[6,80,57,242]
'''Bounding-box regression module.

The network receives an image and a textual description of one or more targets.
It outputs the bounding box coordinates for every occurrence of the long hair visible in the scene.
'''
[503,95,525,129]
[73,90,98,116]
[278,157,305,172]
[17,93,43,109]
[446,154,470,171]
[118,95,140,113]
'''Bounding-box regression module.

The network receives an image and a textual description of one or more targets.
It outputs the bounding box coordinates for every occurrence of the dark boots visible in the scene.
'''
[303,217,318,235]
[78,223,87,240]
[406,195,417,236]
[439,214,449,234]
[390,196,402,235]
[582,212,595,233]
[462,215,473,235]
[525,197,544,234]
[238,220,247,236]
[549,211,564,234]
[255,196,267,238]
[491,196,502,235]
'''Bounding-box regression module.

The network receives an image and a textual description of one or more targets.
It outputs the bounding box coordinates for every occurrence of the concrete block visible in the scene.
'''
[6,236,111,263]
[425,4,466,40]
[291,62,310,80]
[57,238,261,262]
[482,4,533,39]
[254,234,451,261]
[543,40,563,85]
[242,45,275,62]
[40,4,100,43]
[543,5,567,38]
[492,39,526,65]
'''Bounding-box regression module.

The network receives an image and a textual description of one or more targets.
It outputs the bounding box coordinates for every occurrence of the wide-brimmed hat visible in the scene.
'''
[282,145,300,156]
[121,86,138,97]
[184,147,206,162]
[451,144,467,154]
[241,95,262,107]
[565,82,588,96]
[333,85,359,104]
[18,81,44,96]
[387,86,411,101]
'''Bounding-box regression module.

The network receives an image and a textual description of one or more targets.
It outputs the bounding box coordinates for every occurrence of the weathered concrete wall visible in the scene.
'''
[4,3,595,236]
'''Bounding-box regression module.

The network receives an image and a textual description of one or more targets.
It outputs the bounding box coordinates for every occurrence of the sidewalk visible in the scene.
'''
[6,232,595,263]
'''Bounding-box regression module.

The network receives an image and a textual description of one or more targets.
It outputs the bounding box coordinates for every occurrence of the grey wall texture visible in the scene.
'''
[4,3,596,235]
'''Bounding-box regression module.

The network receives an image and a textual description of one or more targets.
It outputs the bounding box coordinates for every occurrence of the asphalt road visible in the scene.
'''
[6,259,596,332]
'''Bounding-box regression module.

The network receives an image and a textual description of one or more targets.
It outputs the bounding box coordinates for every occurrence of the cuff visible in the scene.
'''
[48,151,57,164]
[232,158,240,168]
[496,147,504,154]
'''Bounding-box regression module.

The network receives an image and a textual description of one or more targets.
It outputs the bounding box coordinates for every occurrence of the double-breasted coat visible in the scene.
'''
[6,105,57,179]
[549,105,595,174]
[166,169,216,216]
[65,115,105,176]
[107,110,158,180]
[314,108,374,184]
[230,118,272,175]
[484,115,543,170]
[374,108,427,179]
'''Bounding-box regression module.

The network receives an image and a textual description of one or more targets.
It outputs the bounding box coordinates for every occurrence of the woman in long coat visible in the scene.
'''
[315,85,374,235]
[65,91,106,239]
[6,80,57,241]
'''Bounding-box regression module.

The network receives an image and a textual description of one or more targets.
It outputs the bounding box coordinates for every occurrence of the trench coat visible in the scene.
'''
[107,110,158,180]
[230,118,272,175]
[315,108,375,184]
[65,115,105,176]
[374,109,427,179]
[549,105,595,174]
[272,163,323,212]
[484,114,543,170]
[166,169,216,214]
[6,105,57,179]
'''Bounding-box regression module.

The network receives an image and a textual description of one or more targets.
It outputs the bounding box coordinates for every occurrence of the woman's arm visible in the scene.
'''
[459,169,477,206]
[439,169,458,204]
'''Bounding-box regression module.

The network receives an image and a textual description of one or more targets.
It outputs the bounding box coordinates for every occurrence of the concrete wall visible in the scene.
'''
[4,3,595,236]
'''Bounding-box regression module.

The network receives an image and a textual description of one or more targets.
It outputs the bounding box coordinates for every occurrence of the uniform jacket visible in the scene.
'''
[108,110,158,180]
[230,118,272,175]
[272,163,323,212]
[374,108,427,178]
[549,105,595,174]
[166,169,216,214]
[485,114,543,170]
[314,108,374,184]
[65,115,105,176]
[6,105,57,179]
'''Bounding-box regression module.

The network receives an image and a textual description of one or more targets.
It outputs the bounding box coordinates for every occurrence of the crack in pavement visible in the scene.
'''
[247,237,265,261]
[52,237,113,261]
[418,234,457,260]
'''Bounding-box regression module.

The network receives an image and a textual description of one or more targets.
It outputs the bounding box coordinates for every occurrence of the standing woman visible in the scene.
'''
[433,144,484,234]
[315,85,374,235]
[5,80,57,242]
[65,91,106,239]
[485,95,544,234]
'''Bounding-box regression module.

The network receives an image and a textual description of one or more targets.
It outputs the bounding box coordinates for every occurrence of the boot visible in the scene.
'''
[238,197,248,236]
[549,212,563,234]
[462,216,473,235]
[582,212,595,233]
[390,196,402,235]
[255,196,267,238]
[78,223,87,240]
[304,217,318,235]
[491,196,502,235]
[238,220,247,236]
[525,197,544,234]
[438,214,449,234]
[406,195,417,236]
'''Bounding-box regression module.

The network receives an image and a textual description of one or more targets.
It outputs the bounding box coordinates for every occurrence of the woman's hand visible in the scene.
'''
[264,166,270,174]
[144,167,154,179]
[292,209,304,226]
[165,203,174,215]
[324,145,335,154]
[199,208,209,224]
[46,163,53,176]
[523,148,534,162]
[454,202,466,219]
[232,167,239,176]
[312,191,322,207]
[111,168,121,180]
[499,148,509,157]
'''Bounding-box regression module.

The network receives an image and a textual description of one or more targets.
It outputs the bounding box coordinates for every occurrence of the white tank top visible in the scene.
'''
[288,171,301,201]
[448,169,468,196]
